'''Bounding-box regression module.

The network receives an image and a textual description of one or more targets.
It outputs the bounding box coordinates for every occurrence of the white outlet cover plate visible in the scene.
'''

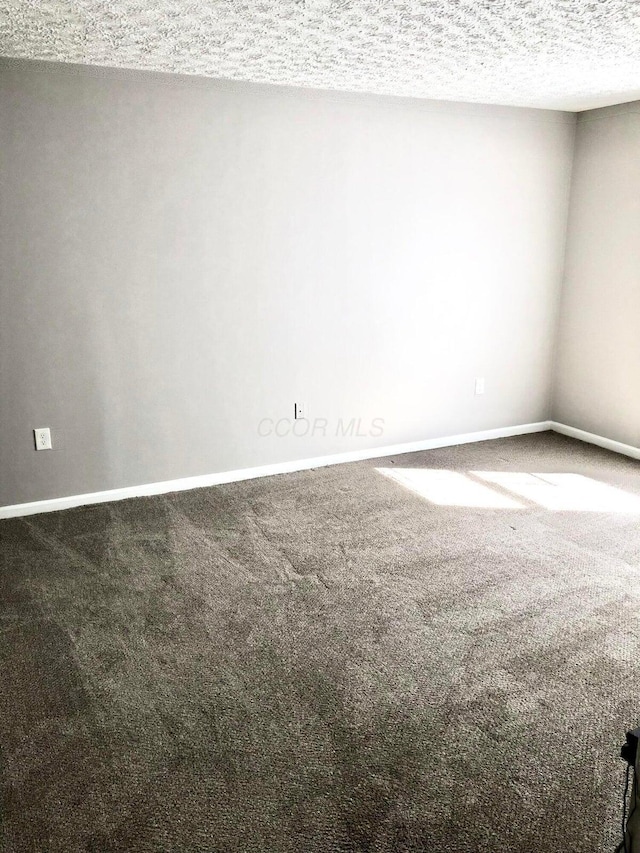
[475,378,485,395]
[34,427,52,450]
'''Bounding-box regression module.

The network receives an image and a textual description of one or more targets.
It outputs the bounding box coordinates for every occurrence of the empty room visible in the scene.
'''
[1,2,640,851]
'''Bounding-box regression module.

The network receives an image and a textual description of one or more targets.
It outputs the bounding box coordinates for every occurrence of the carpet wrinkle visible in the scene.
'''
[246,506,310,585]
[1,433,639,850]
[166,505,258,593]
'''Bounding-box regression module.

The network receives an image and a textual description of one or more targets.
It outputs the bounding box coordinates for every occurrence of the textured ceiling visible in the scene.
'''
[2,1,640,111]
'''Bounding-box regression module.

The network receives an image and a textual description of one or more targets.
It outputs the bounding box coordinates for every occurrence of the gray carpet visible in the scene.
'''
[1,432,639,852]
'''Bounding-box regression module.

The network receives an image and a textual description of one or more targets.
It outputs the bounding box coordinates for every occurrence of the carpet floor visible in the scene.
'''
[1,432,639,852]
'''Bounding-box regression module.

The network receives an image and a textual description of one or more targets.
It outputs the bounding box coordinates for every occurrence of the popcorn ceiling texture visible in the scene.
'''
[1,0,640,110]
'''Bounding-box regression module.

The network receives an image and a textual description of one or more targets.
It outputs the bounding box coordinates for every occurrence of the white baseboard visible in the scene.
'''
[549,421,640,461]
[0,420,551,520]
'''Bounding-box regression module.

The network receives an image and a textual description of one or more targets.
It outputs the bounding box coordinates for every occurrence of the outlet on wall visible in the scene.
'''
[475,377,485,396]
[34,427,52,450]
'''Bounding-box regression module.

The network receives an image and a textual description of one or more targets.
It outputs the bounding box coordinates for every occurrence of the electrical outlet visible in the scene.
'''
[34,427,52,450]
[294,402,307,420]
[475,377,485,396]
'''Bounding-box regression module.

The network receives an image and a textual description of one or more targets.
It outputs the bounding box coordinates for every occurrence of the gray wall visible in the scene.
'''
[552,102,640,447]
[0,60,575,506]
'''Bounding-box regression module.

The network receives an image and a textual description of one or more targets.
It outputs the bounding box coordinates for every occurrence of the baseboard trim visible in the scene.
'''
[0,421,551,520]
[549,421,640,461]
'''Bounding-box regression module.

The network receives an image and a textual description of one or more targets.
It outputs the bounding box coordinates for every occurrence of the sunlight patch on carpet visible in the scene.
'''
[378,469,640,512]
[376,469,524,509]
